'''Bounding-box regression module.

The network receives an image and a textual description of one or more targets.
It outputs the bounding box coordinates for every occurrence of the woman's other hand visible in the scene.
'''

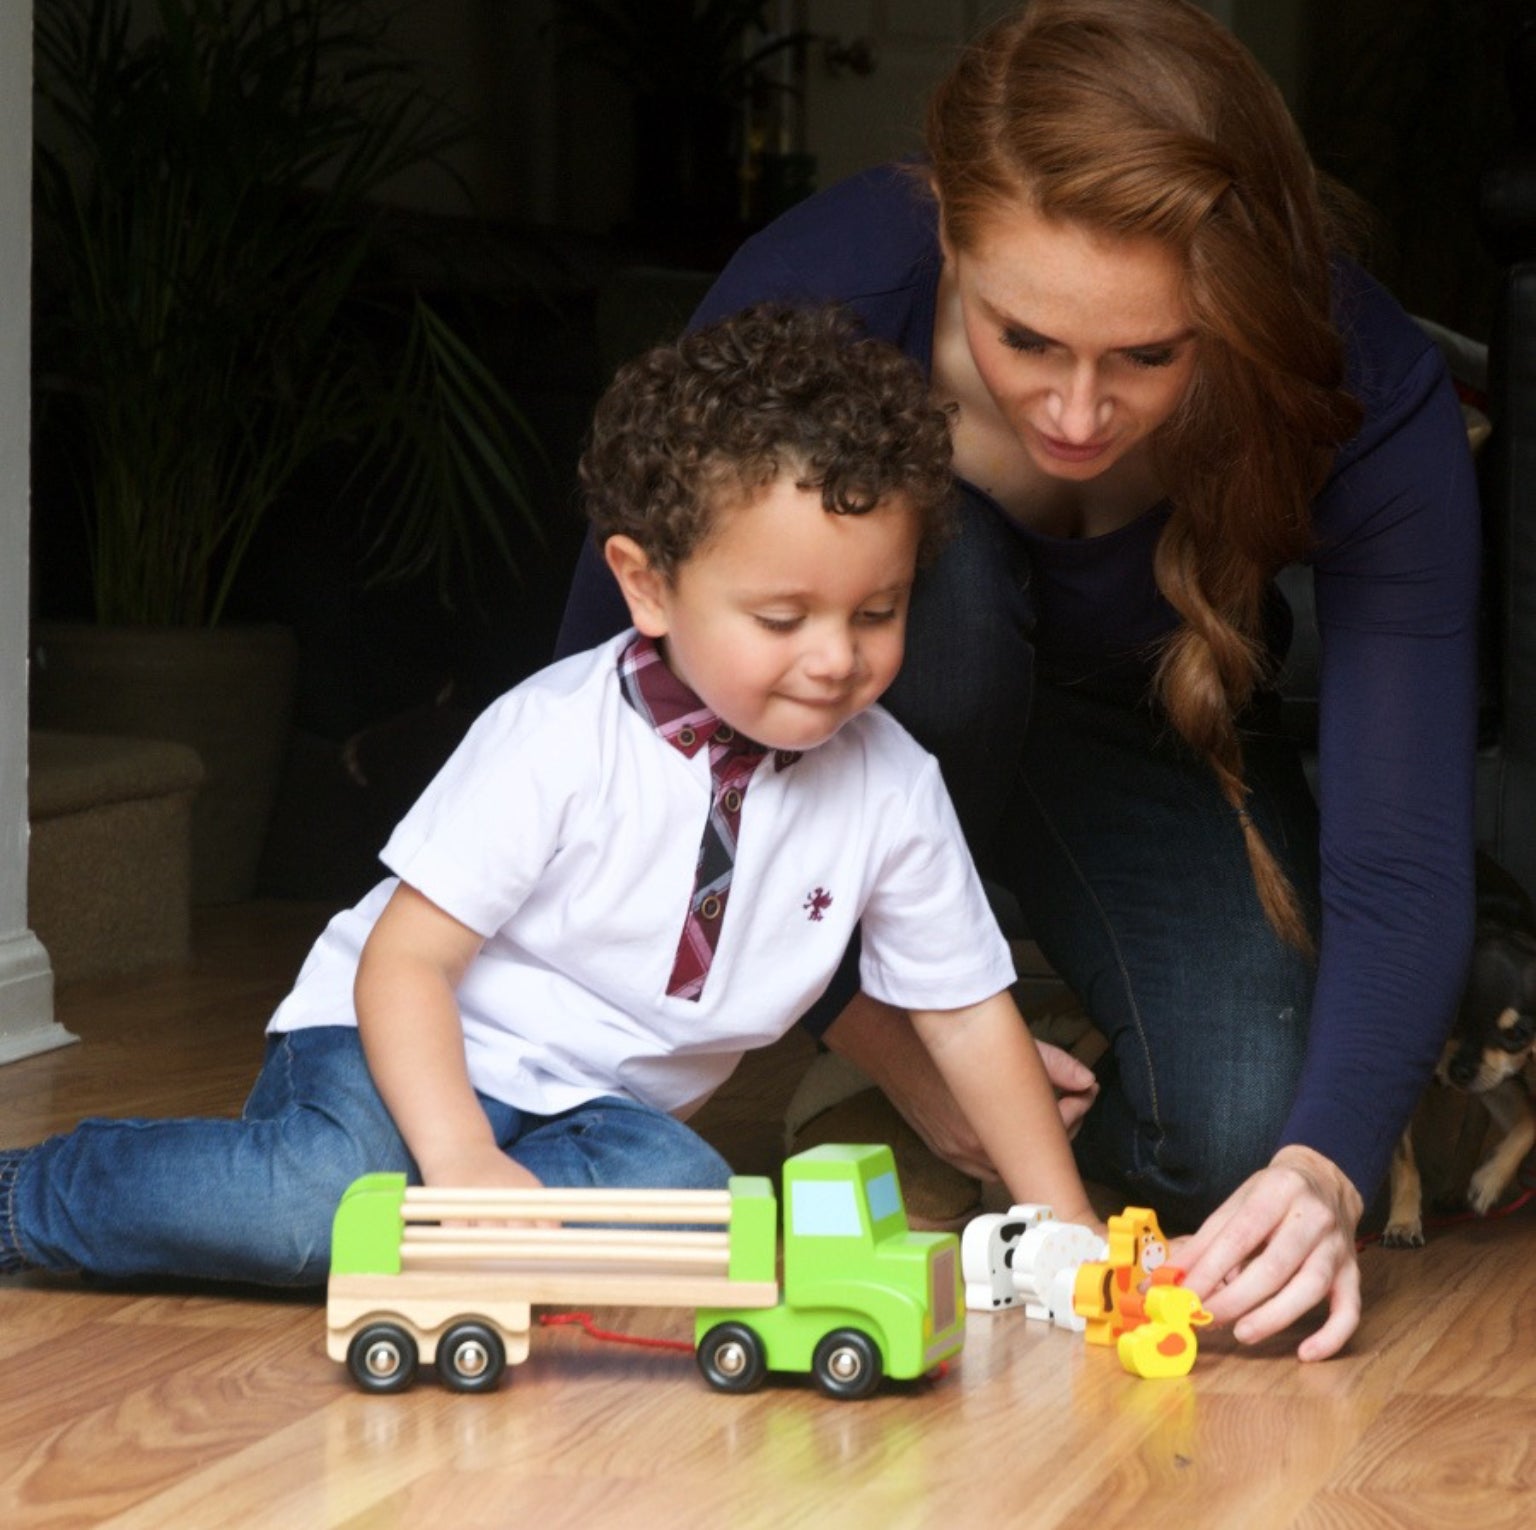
[824,994,1100,1181]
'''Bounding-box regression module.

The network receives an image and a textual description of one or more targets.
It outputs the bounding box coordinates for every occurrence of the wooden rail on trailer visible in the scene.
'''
[393,1184,747,1281]
[401,1187,735,1224]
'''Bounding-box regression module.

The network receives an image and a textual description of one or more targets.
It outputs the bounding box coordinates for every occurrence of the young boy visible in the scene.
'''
[0,305,1096,1287]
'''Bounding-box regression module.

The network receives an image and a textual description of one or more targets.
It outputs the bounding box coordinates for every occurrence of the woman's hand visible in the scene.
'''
[1175,1144,1364,1362]
[1041,1041,1101,1137]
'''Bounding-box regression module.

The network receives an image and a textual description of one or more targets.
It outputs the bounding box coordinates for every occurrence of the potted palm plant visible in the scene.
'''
[31,0,547,902]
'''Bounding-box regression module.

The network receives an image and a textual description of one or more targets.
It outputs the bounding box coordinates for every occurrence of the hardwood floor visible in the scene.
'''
[2,904,1534,1529]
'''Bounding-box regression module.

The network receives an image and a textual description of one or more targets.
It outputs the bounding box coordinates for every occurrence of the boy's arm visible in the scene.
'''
[909,991,1100,1229]
[824,992,1099,1178]
[354,881,542,1191]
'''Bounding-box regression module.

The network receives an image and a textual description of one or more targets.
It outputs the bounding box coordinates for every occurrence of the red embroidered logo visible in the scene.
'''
[803,887,833,922]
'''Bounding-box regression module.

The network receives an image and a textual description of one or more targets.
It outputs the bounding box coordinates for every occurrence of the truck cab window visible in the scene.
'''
[790,1180,862,1237]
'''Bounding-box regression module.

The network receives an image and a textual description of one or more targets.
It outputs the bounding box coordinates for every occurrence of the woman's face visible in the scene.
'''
[946,200,1200,482]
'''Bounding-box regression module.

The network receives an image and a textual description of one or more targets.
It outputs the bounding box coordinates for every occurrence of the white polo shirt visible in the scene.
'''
[268,632,1015,1116]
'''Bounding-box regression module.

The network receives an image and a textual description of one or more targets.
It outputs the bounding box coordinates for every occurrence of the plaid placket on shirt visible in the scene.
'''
[618,635,799,1001]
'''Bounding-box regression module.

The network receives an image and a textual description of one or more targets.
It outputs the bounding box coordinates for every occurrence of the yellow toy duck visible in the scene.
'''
[1116,1284,1212,1379]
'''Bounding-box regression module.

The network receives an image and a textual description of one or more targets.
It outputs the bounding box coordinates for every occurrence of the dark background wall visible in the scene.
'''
[32,0,1523,900]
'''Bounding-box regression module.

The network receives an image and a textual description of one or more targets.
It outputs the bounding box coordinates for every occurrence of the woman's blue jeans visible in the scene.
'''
[1006,682,1319,1230]
[810,495,1321,1232]
[1,1026,730,1285]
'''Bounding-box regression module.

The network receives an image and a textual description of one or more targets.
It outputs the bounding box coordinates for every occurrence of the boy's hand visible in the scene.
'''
[420,1140,545,1194]
[420,1142,557,1229]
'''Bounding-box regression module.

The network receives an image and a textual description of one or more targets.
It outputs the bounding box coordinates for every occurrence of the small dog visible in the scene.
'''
[1383,856,1536,1247]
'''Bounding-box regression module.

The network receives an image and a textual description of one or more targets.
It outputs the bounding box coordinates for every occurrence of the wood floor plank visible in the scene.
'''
[1368,1225,1536,1399]
[1296,1394,1536,1530]
[1,1307,331,1525]
[3,904,1535,1528]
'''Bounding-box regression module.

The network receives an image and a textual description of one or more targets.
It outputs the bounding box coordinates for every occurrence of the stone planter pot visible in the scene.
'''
[30,623,299,905]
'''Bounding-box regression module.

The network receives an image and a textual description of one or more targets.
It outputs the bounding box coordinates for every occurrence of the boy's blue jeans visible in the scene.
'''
[0,1026,730,1285]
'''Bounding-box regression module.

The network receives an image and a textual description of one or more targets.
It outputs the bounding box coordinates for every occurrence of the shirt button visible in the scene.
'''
[714,723,735,744]
[677,726,696,748]
[700,894,723,920]
[723,788,742,812]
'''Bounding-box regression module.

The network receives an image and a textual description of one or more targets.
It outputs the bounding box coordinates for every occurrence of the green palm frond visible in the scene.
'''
[34,0,547,627]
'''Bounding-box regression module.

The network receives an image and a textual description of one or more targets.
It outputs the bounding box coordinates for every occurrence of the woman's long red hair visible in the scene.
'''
[927,0,1363,950]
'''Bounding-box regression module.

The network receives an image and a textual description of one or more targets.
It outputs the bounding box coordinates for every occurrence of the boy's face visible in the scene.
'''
[609,475,921,752]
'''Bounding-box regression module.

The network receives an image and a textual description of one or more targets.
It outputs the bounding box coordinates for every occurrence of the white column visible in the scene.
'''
[0,0,73,1065]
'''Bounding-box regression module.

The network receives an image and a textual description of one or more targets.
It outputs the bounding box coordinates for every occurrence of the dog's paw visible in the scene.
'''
[1467,1165,1510,1216]
[1380,1219,1425,1249]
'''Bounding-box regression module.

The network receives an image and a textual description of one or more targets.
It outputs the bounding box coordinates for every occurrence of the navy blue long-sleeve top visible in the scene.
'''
[557,165,1481,1200]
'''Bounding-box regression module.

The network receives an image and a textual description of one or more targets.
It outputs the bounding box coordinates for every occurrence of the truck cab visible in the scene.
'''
[694,1144,964,1399]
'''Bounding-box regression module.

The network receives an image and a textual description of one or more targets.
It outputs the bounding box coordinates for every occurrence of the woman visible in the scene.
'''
[557,0,1480,1360]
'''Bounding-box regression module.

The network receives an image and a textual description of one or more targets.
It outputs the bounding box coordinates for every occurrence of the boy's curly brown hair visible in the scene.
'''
[579,304,955,578]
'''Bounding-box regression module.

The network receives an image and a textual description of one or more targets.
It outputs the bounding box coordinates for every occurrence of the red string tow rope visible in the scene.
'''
[537,1311,695,1352]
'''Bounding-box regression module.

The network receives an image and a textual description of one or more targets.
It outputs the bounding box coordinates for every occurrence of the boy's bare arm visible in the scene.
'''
[909,992,1100,1229]
[354,882,542,1191]
[824,992,1099,1179]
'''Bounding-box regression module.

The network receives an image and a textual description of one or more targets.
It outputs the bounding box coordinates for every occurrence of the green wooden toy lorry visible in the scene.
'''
[327,1143,964,1400]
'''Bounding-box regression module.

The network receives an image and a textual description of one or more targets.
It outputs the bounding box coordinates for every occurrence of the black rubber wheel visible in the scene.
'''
[696,1321,768,1394]
[811,1328,883,1401]
[346,1322,419,1394]
[437,1320,507,1393]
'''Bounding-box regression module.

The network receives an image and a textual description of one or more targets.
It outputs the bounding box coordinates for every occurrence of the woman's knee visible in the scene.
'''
[1157,1076,1297,1219]
[1082,993,1309,1228]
